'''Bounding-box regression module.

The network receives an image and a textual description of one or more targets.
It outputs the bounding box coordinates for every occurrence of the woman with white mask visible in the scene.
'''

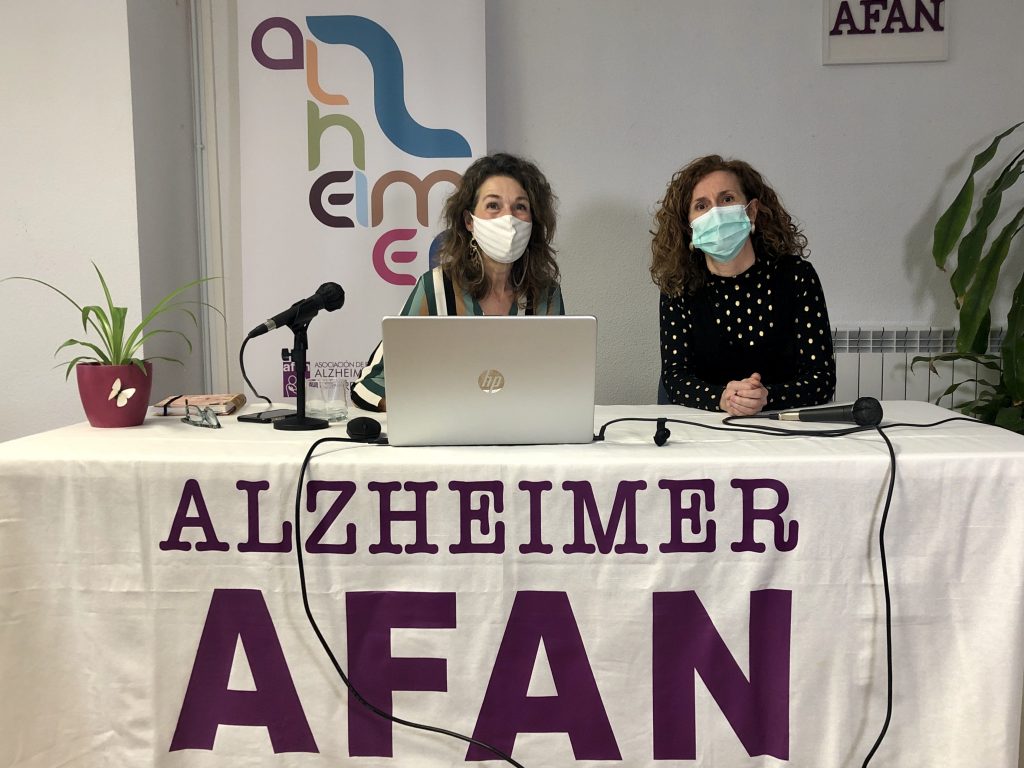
[650,155,835,416]
[352,153,564,412]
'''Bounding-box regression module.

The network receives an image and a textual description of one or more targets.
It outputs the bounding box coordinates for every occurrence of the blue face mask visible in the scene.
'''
[690,202,752,263]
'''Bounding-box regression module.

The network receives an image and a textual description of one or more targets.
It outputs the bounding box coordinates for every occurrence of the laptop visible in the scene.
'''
[382,315,597,446]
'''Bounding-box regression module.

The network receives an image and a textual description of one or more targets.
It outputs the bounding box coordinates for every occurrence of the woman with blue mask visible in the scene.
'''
[650,155,835,416]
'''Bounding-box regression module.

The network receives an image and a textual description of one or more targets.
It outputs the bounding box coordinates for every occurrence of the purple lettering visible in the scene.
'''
[469,591,620,760]
[251,17,303,70]
[169,589,317,753]
[829,1,863,34]
[346,591,456,756]
[159,478,230,552]
[881,0,911,33]
[367,481,439,554]
[859,0,888,33]
[914,0,944,32]
[658,479,717,553]
[449,480,505,554]
[730,478,797,553]
[518,480,554,554]
[309,170,355,228]
[562,480,648,554]
[237,480,290,553]
[305,480,357,554]
[652,590,791,760]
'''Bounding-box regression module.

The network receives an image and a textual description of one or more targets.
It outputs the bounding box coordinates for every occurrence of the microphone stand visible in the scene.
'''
[274,321,329,432]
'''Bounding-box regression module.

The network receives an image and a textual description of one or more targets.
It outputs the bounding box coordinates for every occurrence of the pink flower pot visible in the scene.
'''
[75,362,153,428]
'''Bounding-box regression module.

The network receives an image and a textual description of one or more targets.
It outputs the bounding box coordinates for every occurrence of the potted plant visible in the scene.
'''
[2,262,217,428]
[913,121,1024,433]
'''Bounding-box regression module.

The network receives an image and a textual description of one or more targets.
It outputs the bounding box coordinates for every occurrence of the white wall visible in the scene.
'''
[0,0,203,442]
[127,0,207,402]
[484,0,1024,403]
[0,1,142,440]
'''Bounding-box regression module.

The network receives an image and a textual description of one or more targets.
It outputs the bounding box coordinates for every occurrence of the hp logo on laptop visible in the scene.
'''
[478,369,505,393]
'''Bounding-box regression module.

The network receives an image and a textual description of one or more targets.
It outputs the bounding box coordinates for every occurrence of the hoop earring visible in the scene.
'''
[469,237,483,268]
[750,223,756,235]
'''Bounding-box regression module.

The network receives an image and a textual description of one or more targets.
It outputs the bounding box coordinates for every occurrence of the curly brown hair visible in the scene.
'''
[438,153,560,301]
[650,155,808,296]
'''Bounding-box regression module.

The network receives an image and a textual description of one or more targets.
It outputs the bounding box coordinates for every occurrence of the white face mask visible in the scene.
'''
[470,214,533,264]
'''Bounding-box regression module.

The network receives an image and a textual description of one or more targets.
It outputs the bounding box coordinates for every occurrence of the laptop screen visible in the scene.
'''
[382,315,597,446]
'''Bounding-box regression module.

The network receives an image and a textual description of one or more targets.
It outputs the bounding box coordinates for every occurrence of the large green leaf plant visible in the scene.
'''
[2,262,217,379]
[914,122,1024,432]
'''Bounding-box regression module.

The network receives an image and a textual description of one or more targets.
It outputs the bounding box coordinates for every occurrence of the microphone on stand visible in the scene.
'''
[769,396,883,426]
[247,282,345,338]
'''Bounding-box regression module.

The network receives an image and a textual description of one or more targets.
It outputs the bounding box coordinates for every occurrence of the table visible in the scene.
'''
[1,402,1023,767]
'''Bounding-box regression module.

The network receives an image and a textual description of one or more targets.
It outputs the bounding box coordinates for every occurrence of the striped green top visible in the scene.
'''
[351,267,565,411]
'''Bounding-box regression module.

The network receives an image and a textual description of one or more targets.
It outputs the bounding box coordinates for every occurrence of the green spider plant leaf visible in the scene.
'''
[55,337,111,364]
[910,352,1001,375]
[3,263,220,373]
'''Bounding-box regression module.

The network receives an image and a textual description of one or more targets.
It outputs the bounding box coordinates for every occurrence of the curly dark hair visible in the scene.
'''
[650,155,808,296]
[438,152,560,301]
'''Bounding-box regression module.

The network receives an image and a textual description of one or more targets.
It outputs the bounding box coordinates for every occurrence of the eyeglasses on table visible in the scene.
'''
[181,404,221,429]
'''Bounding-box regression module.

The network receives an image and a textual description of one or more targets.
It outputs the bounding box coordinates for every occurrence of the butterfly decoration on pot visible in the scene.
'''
[108,378,136,408]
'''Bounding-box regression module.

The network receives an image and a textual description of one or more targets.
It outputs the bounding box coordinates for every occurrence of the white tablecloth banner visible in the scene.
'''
[1,403,1023,766]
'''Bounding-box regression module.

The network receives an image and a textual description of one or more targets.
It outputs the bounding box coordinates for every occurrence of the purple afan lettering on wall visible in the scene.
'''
[829,0,944,36]
[250,17,303,69]
[468,591,621,761]
[652,590,792,760]
[346,591,456,757]
[170,589,317,753]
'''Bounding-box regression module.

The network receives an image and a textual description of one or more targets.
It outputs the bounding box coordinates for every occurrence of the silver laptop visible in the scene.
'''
[382,315,597,446]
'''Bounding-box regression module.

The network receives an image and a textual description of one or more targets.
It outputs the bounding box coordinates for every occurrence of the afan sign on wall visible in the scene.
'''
[823,0,947,64]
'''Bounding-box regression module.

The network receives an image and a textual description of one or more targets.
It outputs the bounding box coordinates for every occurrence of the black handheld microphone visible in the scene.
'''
[247,282,345,338]
[769,396,883,426]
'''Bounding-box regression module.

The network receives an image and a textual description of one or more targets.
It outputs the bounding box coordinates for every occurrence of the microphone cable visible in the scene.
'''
[290,436,527,768]
[595,412,977,767]
[239,334,273,407]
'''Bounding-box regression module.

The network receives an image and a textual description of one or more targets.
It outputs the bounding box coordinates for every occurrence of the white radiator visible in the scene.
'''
[832,327,1005,408]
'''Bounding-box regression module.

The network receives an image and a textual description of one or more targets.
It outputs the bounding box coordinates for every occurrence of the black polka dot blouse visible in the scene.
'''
[659,253,836,411]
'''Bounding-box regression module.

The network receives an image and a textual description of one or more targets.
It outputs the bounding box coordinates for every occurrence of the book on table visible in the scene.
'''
[151,393,247,416]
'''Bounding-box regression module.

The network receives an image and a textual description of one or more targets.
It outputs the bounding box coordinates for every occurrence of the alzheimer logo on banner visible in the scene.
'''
[238,1,484,397]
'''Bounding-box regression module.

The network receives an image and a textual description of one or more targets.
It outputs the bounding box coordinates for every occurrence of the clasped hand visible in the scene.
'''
[719,372,768,416]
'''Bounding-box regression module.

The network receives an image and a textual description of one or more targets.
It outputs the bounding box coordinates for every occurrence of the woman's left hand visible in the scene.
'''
[721,373,768,416]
